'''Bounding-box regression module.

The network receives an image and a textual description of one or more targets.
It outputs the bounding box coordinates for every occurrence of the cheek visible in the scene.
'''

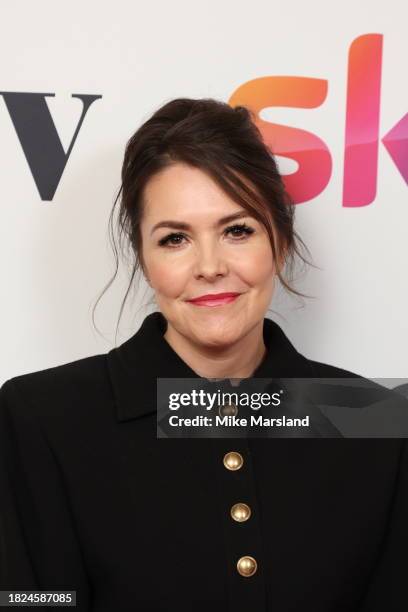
[145,257,189,297]
[234,242,275,285]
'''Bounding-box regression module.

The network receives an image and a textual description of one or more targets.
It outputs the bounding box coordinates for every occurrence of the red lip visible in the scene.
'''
[186,292,241,303]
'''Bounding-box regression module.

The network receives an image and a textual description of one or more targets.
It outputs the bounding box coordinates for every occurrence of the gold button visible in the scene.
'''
[218,402,238,417]
[230,502,251,522]
[237,555,257,577]
[223,451,244,471]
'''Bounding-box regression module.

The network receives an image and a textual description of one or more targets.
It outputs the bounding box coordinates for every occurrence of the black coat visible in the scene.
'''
[0,311,407,611]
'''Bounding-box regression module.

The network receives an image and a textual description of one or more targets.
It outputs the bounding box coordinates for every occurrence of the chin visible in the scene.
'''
[192,322,242,348]
[197,336,237,350]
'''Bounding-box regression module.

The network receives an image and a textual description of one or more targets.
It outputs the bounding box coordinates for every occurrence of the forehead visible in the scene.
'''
[142,163,246,220]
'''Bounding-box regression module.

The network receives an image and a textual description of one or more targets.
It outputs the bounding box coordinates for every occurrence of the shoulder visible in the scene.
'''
[304,357,408,437]
[0,353,112,424]
[306,358,363,379]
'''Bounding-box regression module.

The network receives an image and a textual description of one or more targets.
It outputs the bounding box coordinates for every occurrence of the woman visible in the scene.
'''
[0,98,406,611]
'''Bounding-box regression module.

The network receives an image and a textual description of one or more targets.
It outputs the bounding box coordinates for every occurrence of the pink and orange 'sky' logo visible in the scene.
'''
[229,34,408,206]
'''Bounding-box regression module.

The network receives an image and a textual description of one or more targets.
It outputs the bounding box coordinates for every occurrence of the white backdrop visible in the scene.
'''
[1,0,407,384]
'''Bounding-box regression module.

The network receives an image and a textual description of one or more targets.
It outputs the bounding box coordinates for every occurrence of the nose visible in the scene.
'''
[192,239,228,281]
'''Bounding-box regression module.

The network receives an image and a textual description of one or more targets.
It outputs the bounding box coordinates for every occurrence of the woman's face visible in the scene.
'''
[140,162,279,349]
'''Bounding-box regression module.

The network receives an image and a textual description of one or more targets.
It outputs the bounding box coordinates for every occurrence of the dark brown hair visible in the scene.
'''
[92,97,315,340]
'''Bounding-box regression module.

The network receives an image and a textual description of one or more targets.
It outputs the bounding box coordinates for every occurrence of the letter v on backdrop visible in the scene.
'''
[0,93,102,201]
[229,33,408,206]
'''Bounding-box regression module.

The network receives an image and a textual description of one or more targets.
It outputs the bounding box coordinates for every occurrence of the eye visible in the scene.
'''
[157,223,255,249]
[158,232,186,247]
[224,223,255,240]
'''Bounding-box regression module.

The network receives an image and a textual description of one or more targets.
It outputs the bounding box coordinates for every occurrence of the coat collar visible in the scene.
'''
[106,311,315,423]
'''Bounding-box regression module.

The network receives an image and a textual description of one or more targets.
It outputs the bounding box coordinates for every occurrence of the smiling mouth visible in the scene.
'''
[186,294,241,307]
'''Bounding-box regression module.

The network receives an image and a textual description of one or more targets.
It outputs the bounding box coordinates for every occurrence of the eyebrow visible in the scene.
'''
[150,211,251,236]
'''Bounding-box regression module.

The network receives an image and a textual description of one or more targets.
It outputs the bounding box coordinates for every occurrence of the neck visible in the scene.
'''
[163,319,267,381]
